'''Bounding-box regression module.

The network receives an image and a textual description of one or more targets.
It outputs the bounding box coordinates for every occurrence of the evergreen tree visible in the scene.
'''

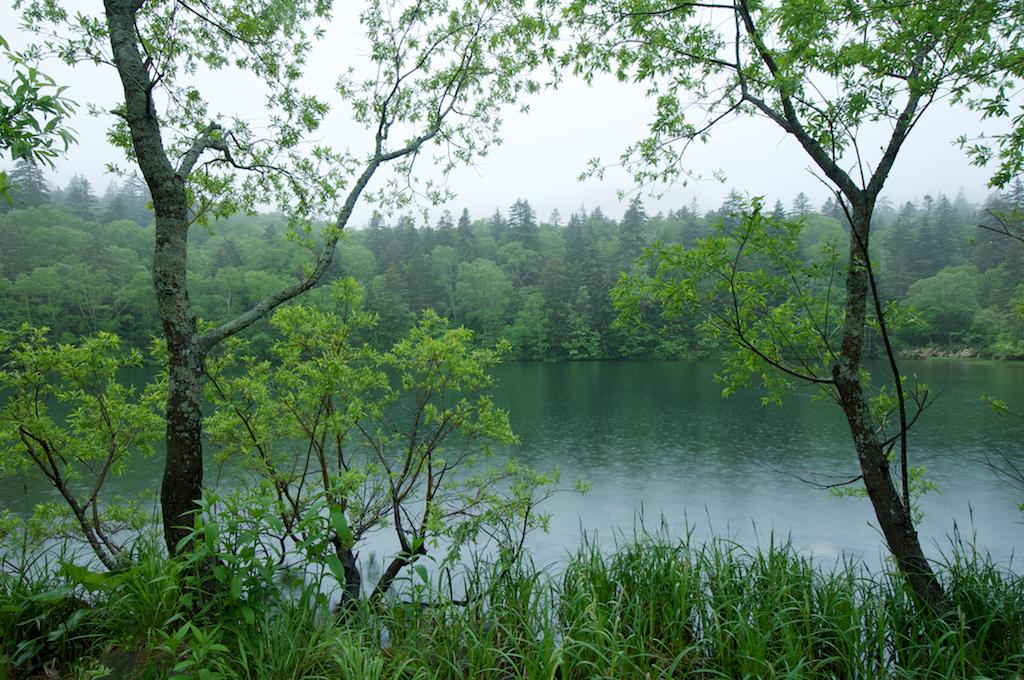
[770,199,787,224]
[103,194,129,224]
[618,197,649,266]
[489,207,508,245]
[121,176,153,226]
[507,198,539,251]
[790,192,812,217]
[565,212,586,264]
[434,209,455,248]
[363,212,388,261]
[689,197,701,219]
[4,160,50,211]
[880,201,920,298]
[207,238,243,276]
[1008,178,1024,211]
[821,196,843,220]
[455,208,476,261]
[64,174,98,221]
[714,190,745,228]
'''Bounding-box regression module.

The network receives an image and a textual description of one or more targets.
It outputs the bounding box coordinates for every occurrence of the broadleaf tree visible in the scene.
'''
[204,280,569,607]
[19,0,548,555]
[556,0,1024,610]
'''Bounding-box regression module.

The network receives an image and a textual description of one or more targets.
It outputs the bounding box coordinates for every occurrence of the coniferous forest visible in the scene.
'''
[3,158,1024,362]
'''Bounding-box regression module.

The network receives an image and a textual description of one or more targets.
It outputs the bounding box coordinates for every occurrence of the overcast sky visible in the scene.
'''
[1,1,1010,227]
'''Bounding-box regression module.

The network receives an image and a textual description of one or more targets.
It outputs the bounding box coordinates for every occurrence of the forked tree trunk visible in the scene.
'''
[834,205,945,611]
[105,0,209,555]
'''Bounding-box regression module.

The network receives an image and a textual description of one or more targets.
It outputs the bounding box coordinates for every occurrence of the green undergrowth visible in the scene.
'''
[2,533,1022,679]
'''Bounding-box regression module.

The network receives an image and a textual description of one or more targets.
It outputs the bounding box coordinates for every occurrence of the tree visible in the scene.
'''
[790,192,812,218]
[904,266,982,348]
[0,327,163,570]
[490,206,510,245]
[508,197,540,250]
[618,196,648,266]
[63,174,98,221]
[204,282,567,604]
[21,0,545,556]
[3,159,49,211]
[455,207,476,261]
[770,199,787,225]
[562,0,1022,610]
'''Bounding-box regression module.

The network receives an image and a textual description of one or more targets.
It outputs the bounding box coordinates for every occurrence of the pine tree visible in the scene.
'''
[508,198,539,251]
[103,194,129,224]
[64,174,98,221]
[121,176,153,226]
[455,208,476,262]
[565,212,586,264]
[821,197,843,220]
[771,199,787,224]
[4,160,50,211]
[434,209,455,248]
[618,197,649,266]
[490,207,508,246]
[790,192,812,217]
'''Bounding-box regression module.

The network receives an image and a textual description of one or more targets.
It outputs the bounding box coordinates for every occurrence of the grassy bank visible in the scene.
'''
[2,533,1022,679]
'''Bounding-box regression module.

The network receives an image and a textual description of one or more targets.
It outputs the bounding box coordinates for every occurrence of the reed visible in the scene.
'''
[1,531,1021,679]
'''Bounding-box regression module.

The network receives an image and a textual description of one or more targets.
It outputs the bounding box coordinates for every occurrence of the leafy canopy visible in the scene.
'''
[552,0,1023,192]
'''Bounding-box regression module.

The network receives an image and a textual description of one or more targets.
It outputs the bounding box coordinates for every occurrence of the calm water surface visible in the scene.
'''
[2,360,1021,573]
[487,360,1023,570]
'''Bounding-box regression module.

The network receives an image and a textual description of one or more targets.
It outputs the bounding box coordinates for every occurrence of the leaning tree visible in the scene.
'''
[20,0,547,556]
[556,0,1023,610]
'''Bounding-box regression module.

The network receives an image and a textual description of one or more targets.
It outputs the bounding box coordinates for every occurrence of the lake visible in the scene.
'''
[486,360,1023,571]
[2,360,1021,574]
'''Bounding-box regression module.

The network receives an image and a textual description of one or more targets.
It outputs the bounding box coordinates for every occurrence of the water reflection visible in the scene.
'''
[489,360,1022,571]
[1,360,1021,574]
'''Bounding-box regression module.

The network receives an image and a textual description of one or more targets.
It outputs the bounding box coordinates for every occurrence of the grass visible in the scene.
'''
[2,531,1022,679]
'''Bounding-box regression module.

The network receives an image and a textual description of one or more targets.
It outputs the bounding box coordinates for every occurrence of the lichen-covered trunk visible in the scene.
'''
[159,284,205,556]
[105,0,207,556]
[834,204,944,611]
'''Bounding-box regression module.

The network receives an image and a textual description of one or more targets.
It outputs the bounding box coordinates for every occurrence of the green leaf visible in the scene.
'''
[330,507,353,546]
[413,564,429,584]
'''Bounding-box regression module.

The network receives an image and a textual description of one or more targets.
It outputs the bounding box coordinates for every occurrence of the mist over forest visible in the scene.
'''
[3,159,1023,362]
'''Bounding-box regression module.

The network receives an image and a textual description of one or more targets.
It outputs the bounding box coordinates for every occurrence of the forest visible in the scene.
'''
[3,158,1024,363]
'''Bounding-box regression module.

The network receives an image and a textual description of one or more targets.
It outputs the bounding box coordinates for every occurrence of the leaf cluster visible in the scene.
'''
[205,278,570,599]
[553,0,1023,192]
[0,34,76,202]
[0,324,164,568]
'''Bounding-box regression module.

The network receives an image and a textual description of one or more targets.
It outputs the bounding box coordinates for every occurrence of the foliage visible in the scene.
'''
[0,34,76,203]
[6,182,1024,360]
[547,0,1024,609]
[614,199,944,605]
[616,200,925,422]
[0,325,163,570]
[554,0,1021,193]
[4,530,1021,679]
[204,279,576,600]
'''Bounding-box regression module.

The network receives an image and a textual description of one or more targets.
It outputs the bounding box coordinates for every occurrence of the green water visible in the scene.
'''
[2,360,1021,569]
[485,360,1023,568]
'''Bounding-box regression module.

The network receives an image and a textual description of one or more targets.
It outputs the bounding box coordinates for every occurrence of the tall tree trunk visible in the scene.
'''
[833,204,944,611]
[105,0,208,555]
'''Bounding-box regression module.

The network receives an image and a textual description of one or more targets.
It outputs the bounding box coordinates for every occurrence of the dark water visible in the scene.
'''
[2,360,1021,572]
[486,360,1023,570]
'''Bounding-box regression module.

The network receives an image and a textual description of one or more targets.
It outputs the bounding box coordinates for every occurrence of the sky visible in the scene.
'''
[0,1,1012,228]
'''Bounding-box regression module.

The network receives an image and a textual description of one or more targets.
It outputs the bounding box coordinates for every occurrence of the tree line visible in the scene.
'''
[3,162,1023,362]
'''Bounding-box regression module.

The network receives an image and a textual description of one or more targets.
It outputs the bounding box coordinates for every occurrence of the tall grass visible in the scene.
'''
[2,532,1021,679]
